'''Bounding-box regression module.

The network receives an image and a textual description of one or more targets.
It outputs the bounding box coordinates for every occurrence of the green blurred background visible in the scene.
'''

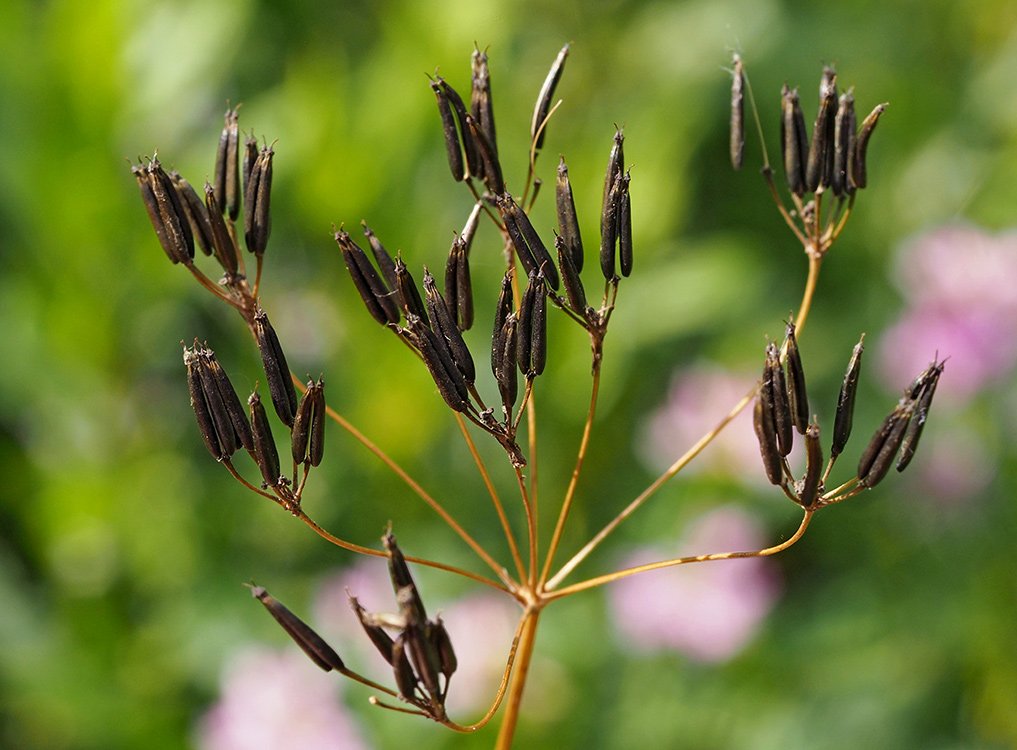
[2,0,1016,748]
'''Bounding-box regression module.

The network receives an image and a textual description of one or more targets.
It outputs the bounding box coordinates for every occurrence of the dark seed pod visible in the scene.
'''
[391,633,419,700]
[145,158,194,263]
[253,308,298,428]
[409,314,469,412]
[444,235,474,331]
[194,345,238,458]
[423,268,475,383]
[832,335,864,457]
[600,170,623,280]
[784,322,809,434]
[852,102,888,189]
[491,271,514,374]
[184,346,223,460]
[438,78,483,180]
[349,595,395,665]
[383,531,427,622]
[618,170,633,277]
[291,379,315,465]
[471,48,498,161]
[250,585,345,672]
[200,346,253,453]
[753,391,784,485]
[430,616,458,679]
[465,112,504,195]
[431,79,465,181]
[248,390,281,487]
[529,272,548,376]
[497,194,539,278]
[897,359,943,472]
[555,156,584,272]
[805,66,837,193]
[243,144,274,256]
[831,91,857,197]
[335,229,400,326]
[308,379,326,468]
[362,222,399,292]
[242,134,259,198]
[516,273,537,375]
[730,54,745,170]
[203,182,240,277]
[858,400,912,488]
[798,422,824,509]
[214,107,240,221]
[780,85,808,197]
[397,587,441,698]
[133,164,186,265]
[602,128,625,220]
[394,256,428,325]
[508,194,559,290]
[556,234,587,314]
[765,343,793,457]
[494,314,519,416]
[531,43,569,151]
[169,171,215,256]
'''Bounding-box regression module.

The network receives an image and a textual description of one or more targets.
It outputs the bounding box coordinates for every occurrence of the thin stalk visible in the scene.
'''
[514,468,538,588]
[539,365,601,588]
[545,511,812,600]
[455,413,527,583]
[494,608,541,750]
[526,388,538,586]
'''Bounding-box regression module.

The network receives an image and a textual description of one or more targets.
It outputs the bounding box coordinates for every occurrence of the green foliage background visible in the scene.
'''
[1,0,1015,748]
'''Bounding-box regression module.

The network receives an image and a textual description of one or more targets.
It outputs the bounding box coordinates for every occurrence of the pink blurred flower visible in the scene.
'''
[196,646,369,750]
[639,364,767,486]
[608,505,781,663]
[879,224,1017,403]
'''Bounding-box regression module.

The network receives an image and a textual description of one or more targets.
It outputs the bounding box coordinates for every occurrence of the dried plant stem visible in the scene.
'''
[442,613,528,733]
[514,467,538,588]
[539,366,601,588]
[313,384,508,582]
[545,511,813,601]
[186,263,237,305]
[455,413,527,583]
[761,167,808,246]
[494,608,542,750]
[526,388,539,585]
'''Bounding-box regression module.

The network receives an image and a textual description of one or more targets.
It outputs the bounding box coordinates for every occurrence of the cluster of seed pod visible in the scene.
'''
[752,324,943,508]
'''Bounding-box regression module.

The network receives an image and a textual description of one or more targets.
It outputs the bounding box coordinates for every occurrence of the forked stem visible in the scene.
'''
[494,608,542,750]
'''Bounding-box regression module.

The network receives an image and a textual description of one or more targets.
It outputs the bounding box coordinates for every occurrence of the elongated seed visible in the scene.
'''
[603,128,624,220]
[244,145,273,256]
[254,309,298,427]
[556,234,587,313]
[492,271,514,374]
[444,235,474,331]
[530,272,548,376]
[409,314,469,412]
[618,170,633,277]
[805,66,837,192]
[497,194,539,278]
[308,379,325,468]
[184,346,223,460]
[531,43,569,151]
[214,107,240,221]
[832,91,857,197]
[242,134,258,198]
[509,193,559,290]
[394,256,428,325]
[250,585,345,672]
[169,171,215,256]
[398,587,441,698]
[291,379,315,464]
[555,156,584,271]
[349,595,395,665]
[730,54,745,170]
[248,390,280,487]
[431,616,457,678]
[832,335,864,457]
[495,314,519,416]
[852,102,888,189]
[471,48,498,161]
[200,346,253,453]
[133,165,184,265]
[424,268,475,383]
[516,273,537,375]
[897,359,943,471]
[391,634,419,699]
[465,113,504,195]
[383,531,427,622]
[431,79,465,181]
[146,158,194,263]
[438,78,483,180]
[753,392,783,485]
[203,182,240,276]
[362,222,399,292]
[798,422,823,508]
[335,230,400,325]
[765,343,793,457]
[600,170,623,279]
[195,345,238,458]
[785,322,809,434]
[781,85,808,197]
[858,401,912,488]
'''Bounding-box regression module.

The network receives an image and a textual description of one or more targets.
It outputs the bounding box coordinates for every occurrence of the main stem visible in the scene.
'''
[494,607,542,750]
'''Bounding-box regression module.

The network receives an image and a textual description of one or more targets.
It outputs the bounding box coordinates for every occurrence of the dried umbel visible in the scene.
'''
[134,45,945,747]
